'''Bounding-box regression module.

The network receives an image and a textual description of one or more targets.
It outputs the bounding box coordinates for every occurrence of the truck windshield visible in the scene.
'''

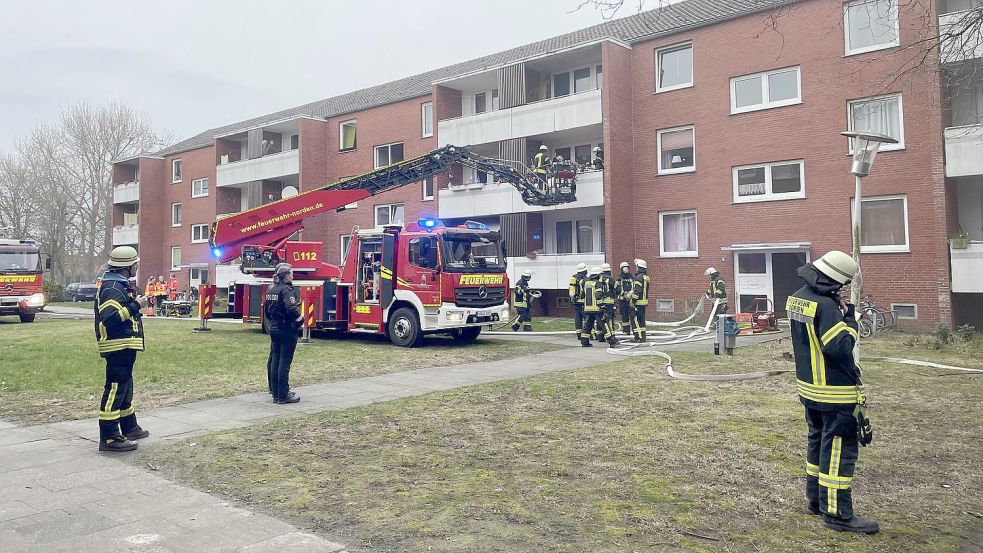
[0,250,41,273]
[441,233,505,273]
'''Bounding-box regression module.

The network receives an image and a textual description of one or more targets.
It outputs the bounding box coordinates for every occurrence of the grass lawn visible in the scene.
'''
[138,332,983,552]
[0,318,564,425]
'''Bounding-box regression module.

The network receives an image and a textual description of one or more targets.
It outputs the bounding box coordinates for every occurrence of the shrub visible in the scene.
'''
[955,323,977,343]
[42,281,64,304]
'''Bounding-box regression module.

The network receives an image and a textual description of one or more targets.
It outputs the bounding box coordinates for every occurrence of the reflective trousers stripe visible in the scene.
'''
[828,436,843,514]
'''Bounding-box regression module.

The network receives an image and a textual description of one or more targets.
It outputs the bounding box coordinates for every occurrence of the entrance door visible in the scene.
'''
[403,235,441,307]
[735,250,809,315]
[736,253,769,312]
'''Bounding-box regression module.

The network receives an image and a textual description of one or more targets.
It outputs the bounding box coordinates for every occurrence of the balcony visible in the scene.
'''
[940,10,983,63]
[945,124,983,177]
[506,252,605,290]
[951,243,983,293]
[438,170,604,219]
[112,225,139,246]
[438,89,602,147]
[113,181,139,204]
[216,149,299,188]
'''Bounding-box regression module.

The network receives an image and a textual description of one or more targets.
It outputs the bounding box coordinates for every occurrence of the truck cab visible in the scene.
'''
[0,239,46,323]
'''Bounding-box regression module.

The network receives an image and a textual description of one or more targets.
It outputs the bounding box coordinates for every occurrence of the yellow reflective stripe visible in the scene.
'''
[821,322,856,346]
[819,472,853,490]
[98,322,108,341]
[99,299,131,322]
[806,462,820,477]
[97,338,145,353]
[796,380,860,396]
[828,436,843,514]
[102,382,118,417]
[119,406,134,417]
[805,323,821,385]
[98,410,121,420]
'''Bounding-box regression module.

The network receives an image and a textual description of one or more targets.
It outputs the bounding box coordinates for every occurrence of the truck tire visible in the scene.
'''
[19,313,36,323]
[452,327,481,342]
[388,307,423,347]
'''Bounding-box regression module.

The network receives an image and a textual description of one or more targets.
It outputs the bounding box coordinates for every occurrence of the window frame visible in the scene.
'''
[171,159,183,183]
[340,234,352,265]
[170,246,182,270]
[421,102,434,138]
[850,194,910,253]
[339,120,357,151]
[730,66,802,114]
[191,224,209,244]
[374,203,405,227]
[890,303,918,320]
[657,125,696,175]
[171,202,182,227]
[191,177,209,198]
[373,142,404,169]
[847,93,905,152]
[655,41,694,93]
[844,0,900,57]
[659,210,699,258]
[422,176,434,201]
[732,159,806,203]
[656,299,675,312]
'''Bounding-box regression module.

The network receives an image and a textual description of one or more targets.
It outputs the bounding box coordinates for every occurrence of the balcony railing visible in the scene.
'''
[113,181,140,204]
[951,243,983,293]
[216,149,299,188]
[940,10,983,63]
[112,225,139,246]
[944,124,983,177]
[438,170,604,219]
[507,252,606,291]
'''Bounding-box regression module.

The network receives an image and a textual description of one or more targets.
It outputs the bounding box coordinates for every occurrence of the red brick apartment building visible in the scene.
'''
[112,0,983,329]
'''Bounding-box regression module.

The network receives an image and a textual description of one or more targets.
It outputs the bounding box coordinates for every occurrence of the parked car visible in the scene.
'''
[62,282,98,302]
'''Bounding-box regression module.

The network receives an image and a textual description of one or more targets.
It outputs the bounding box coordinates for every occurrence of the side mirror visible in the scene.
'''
[45,257,52,270]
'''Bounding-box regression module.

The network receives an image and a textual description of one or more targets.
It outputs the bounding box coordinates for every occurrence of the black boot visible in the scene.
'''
[607,338,620,347]
[511,324,520,332]
[99,436,138,452]
[276,394,301,404]
[807,502,821,516]
[123,426,150,440]
[581,340,593,347]
[823,514,880,534]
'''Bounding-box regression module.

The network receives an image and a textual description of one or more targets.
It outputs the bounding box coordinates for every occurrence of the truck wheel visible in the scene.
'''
[19,313,36,323]
[452,327,481,342]
[388,307,423,347]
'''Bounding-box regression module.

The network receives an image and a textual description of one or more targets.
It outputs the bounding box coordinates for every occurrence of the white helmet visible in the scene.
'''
[601,263,612,272]
[588,266,602,276]
[619,261,629,270]
[539,144,548,151]
[107,246,140,268]
[593,146,601,152]
[813,250,858,285]
[521,269,533,278]
[704,267,718,276]
[575,263,588,272]
[634,259,647,269]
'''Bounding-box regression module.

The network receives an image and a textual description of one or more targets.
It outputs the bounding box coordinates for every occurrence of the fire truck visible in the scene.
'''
[209,145,576,346]
[0,239,48,323]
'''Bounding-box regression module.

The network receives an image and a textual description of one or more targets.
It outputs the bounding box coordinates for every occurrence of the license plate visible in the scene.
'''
[477,310,490,317]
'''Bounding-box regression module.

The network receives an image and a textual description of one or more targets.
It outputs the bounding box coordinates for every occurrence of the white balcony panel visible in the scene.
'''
[113,181,139,204]
[940,12,983,63]
[217,150,299,187]
[438,170,604,219]
[113,225,139,246]
[438,89,602,147]
[507,253,605,291]
[951,243,983,293]
[945,125,983,177]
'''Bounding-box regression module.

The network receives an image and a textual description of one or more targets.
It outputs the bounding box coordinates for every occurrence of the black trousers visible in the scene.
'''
[98,349,140,440]
[618,299,631,326]
[805,407,859,519]
[269,330,299,401]
[600,305,617,341]
[515,307,532,330]
[581,310,599,342]
[631,305,647,340]
[573,303,584,339]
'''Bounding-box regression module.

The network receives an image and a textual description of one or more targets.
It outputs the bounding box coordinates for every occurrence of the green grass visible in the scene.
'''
[139,334,983,552]
[0,318,564,424]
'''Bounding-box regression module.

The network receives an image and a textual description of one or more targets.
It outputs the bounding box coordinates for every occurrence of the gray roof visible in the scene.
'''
[155,0,796,157]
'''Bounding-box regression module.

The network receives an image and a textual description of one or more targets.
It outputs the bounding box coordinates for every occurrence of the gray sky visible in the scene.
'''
[0,0,619,149]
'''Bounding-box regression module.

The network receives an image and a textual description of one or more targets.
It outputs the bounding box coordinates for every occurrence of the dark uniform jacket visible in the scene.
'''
[568,271,586,304]
[786,265,862,412]
[93,271,145,356]
[599,273,616,305]
[513,278,531,308]
[263,282,302,334]
[615,273,633,299]
[631,271,650,306]
[580,276,602,312]
[707,276,728,306]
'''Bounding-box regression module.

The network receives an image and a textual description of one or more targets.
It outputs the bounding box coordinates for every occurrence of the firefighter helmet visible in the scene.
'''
[521,269,533,278]
[704,267,718,276]
[619,261,629,270]
[813,250,858,285]
[576,263,588,272]
[107,246,140,268]
[539,144,548,151]
[634,259,647,269]
[601,263,612,272]
[588,266,602,276]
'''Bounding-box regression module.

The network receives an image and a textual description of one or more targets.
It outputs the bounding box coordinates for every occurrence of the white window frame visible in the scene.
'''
[374,142,404,169]
[422,176,434,201]
[655,41,694,93]
[730,66,802,114]
[732,160,806,203]
[421,102,433,138]
[844,0,900,57]
[657,125,696,175]
[374,203,404,227]
[890,303,918,320]
[659,210,699,258]
[847,93,905,152]
[339,120,357,151]
[850,194,910,253]
[656,299,675,312]
[191,177,209,198]
[340,235,352,264]
[191,224,209,244]
[171,202,182,227]
[170,246,182,270]
[171,159,182,183]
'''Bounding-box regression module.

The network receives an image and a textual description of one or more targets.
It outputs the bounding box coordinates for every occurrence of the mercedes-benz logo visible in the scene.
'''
[477,285,488,299]
[3,284,12,292]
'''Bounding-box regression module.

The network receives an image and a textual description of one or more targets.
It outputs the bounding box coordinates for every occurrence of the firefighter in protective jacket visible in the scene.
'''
[629,259,650,342]
[614,262,633,335]
[786,250,878,535]
[93,246,150,452]
[512,269,534,332]
[598,263,619,345]
[704,267,729,322]
[569,263,588,340]
[264,263,303,404]
[579,266,603,347]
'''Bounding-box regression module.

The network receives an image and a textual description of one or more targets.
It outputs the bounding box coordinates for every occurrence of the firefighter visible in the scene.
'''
[511,269,534,332]
[615,261,633,336]
[154,276,167,316]
[264,263,303,404]
[786,251,878,534]
[591,146,604,170]
[533,144,550,188]
[579,266,603,347]
[94,246,149,452]
[568,263,588,340]
[168,273,180,301]
[704,267,729,322]
[598,263,619,345]
[629,259,650,342]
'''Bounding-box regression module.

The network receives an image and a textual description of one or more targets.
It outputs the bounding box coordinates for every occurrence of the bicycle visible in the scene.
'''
[856,296,894,338]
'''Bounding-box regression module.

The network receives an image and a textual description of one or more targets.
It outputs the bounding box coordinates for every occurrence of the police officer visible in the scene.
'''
[615,262,633,336]
[629,259,650,342]
[704,267,729,321]
[264,263,303,404]
[568,263,587,340]
[94,246,149,452]
[533,144,550,188]
[786,251,878,534]
[512,269,534,332]
[598,263,619,346]
[579,266,603,347]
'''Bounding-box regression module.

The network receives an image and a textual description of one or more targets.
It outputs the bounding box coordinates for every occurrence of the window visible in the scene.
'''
[290,134,299,150]
[844,0,899,56]
[171,203,182,227]
[733,160,805,203]
[731,66,801,113]
[574,67,593,93]
[599,217,605,252]
[374,203,404,227]
[657,126,696,174]
[421,102,433,137]
[659,211,698,257]
[189,268,209,287]
[172,159,182,183]
[576,220,594,253]
[555,147,571,162]
[553,72,570,97]
[409,236,438,269]
[557,296,571,309]
[475,92,487,114]
[339,120,357,151]
[656,42,693,92]
[555,221,573,254]
[657,299,675,312]
[422,176,434,201]
[192,177,209,198]
[170,246,182,270]
[340,235,352,264]
[848,94,904,151]
[852,195,909,253]
[596,64,603,89]
[891,303,917,319]
[575,145,592,166]
[191,224,209,243]
[374,142,404,169]
[492,89,500,110]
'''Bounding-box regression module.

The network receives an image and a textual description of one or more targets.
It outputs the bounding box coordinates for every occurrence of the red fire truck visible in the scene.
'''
[209,145,576,346]
[0,239,48,323]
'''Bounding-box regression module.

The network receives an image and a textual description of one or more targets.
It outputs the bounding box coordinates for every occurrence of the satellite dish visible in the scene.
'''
[281,186,299,198]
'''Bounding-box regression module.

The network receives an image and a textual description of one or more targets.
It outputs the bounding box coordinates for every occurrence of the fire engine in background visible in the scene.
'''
[0,239,48,323]
[210,145,576,347]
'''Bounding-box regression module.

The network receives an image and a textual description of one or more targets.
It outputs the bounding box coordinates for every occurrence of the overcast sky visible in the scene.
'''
[0,0,627,150]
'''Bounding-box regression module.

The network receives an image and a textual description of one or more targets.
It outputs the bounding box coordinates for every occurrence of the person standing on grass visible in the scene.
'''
[144,276,156,316]
[94,246,150,452]
[155,275,167,316]
[264,263,302,404]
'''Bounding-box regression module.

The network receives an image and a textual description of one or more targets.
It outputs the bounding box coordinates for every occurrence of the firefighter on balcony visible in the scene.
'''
[94,246,150,452]
[598,263,619,345]
[786,250,878,534]
[704,267,729,321]
[533,144,550,189]
[511,269,534,332]
[579,266,603,347]
[629,259,650,342]
[568,263,588,340]
[615,261,634,336]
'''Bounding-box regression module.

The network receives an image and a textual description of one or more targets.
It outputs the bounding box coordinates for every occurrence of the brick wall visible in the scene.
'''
[135,158,166,284]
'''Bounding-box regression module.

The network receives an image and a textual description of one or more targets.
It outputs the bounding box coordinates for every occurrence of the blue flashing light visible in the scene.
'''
[418,217,441,230]
[464,220,489,230]
[212,248,223,258]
